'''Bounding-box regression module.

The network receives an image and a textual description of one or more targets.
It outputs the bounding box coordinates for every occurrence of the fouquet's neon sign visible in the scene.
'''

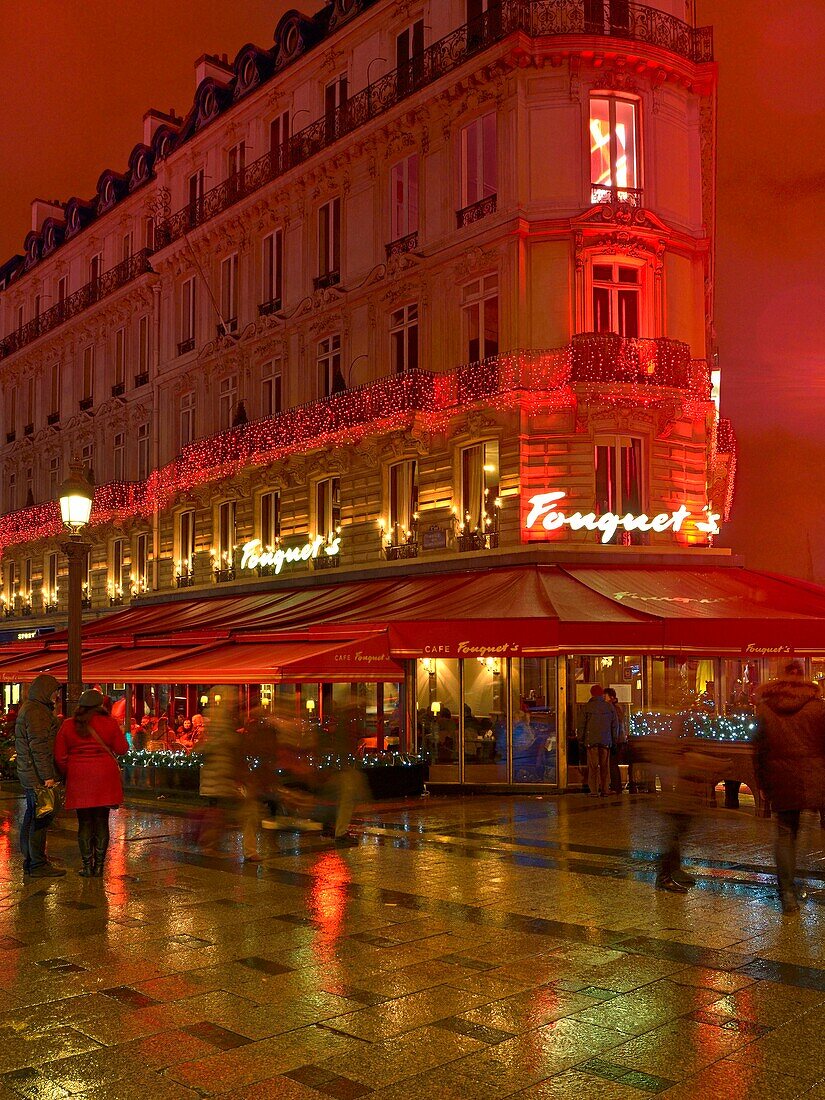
[525,491,720,544]
[240,536,341,574]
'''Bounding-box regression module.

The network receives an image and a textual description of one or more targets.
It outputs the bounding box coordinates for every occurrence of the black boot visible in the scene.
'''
[92,848,107,877]
[78,833,94,877]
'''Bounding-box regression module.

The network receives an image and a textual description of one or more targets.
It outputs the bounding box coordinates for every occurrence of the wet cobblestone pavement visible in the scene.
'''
[2,789,825,1098]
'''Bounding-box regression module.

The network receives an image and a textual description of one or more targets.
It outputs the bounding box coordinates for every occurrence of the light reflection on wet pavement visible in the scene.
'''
[1,789,825,1097]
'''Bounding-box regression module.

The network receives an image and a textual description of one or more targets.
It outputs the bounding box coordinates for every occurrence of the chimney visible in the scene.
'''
[143,107,181,146]
[194,53,232,89]
[31,199,65,234]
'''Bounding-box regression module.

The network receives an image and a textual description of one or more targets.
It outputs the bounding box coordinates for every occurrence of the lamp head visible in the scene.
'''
[58,462,94,532]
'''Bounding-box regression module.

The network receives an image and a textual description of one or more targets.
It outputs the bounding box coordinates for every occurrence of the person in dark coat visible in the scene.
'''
[15,674,66,878]
[54,689,128,877]
[755,661,825,913]
[604,687,627,794]
[579,685,618,796]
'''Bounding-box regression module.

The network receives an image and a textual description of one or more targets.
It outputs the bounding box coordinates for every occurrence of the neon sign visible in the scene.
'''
[239,536,341,574]
[525,491,720,544]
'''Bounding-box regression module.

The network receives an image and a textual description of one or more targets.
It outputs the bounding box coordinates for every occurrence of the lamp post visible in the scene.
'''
[58,463,94,715]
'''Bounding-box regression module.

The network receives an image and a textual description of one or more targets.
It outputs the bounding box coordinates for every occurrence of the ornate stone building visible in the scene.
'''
[0,0,743,786]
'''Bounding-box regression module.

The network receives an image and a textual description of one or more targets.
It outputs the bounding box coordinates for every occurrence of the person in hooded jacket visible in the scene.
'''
[15,674,66,878]
[755,661,825,913]
[54,689,129,877]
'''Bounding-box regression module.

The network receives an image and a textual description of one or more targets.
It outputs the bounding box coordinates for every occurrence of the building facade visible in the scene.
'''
[0,0,740,786]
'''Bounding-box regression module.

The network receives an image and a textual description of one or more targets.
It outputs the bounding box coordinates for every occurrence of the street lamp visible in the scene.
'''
[58,463,94,714]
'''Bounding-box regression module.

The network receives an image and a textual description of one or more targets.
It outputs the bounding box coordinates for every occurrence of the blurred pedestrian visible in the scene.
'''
[198,687,260,861]
[15,675,66,878]
[755,661,825,913]
[579,685,617,797]
[604,687,627,794]
[322,696,368,845]
[54,689,128,877]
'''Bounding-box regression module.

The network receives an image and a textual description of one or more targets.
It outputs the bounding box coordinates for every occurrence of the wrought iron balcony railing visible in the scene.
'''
[313,271,340,292]
[258,298,282,316]
[385,231,419,259]
[177,337,196,356]
[457,194,497,229]
[154,1,711,251]
[591,185,644,207]
[0,250,153,362]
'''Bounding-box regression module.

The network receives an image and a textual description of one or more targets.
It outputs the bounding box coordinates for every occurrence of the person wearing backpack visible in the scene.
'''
[54,689,128,877]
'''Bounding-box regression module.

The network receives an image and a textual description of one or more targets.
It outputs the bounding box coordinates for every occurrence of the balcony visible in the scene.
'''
[570,333,704,392]
[176,572,195,589]
[213,566,236,584]
[154,3,710,252]
[313,271,340,292]
[0,250,153,362]
[457,194,497,229]
[23,423,33,438]
[47,412,60,427]
[134,371,149,388]
[111,382,125,398]
[385,232,419,260]
[591,185,644,208]
[258,298,282,317]
[384,542,419,561]
[457,531,500,553]
[79,397,93,413]
[177,337,196,356]
[216,319,238,338]
[313,553,340,571]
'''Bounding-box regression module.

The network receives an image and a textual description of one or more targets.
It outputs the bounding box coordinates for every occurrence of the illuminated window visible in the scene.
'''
[220,254,239,332]
[460,113,496,208]
[318,198,341,279]
[590,95,639,202]
[317,335,343,397]
[134,533,149,591]
[180,390,196,448]
[462,274,498,362]
[46,552,58,603]
[461,440,499,530]
[262,361,283,417]
[262,230,283,307]
[216,500,236,564]
[219,376,238,430]
[390,155,419,242]
[111,538,125,596]
[388,460,419,543]
[316,477,341,541]
[595,436,644,543]
[592,262,640,338]
[390,304,419,373]
[260,490,280,546]
[177,510,196,573]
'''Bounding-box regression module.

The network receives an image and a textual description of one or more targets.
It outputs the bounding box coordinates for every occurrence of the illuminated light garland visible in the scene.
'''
[0,342,729,553]
[629,710,756,743]
[122,748,425,771]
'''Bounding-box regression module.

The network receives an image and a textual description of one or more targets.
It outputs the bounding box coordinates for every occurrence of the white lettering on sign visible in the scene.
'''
[744,644,792,655]
[240,536,341,575]
[524,491,720,544]
[456,641,519,656]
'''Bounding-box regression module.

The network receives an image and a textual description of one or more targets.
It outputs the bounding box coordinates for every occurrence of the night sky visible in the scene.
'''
[1,0,823,580]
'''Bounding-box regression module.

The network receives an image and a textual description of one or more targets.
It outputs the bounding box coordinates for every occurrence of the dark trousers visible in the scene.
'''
[76,807,110,863]
[659,812,690,878]
[20,788,52,871]
[775,809,801,896]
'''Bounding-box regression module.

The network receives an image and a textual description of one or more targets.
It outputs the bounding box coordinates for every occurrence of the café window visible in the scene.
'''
[180,390,196,448]
[460,440,500,530]
[595,436,643,543]
[460,112,497,208]
[177,510,196,574]
[262,229,283,308]
[216,500,236,565]
[462,274,498,363]
[262,360,283,417]
[390,304,419,373]
[260,490,281,547]
[317,335,343,397]
[390,155,419,243]
[220,253,239,332]
[388,460,419,545]
[592,262,641,338]
[316,477,341,541]
[590,94,640,203]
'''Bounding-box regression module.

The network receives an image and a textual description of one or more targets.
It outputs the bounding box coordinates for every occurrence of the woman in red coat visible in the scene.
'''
[54,689,129,877]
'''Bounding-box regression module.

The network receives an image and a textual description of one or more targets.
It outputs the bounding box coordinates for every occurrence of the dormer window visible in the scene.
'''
[241,56,257,88]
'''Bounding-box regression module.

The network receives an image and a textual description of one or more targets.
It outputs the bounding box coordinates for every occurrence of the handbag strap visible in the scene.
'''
[87,725,120,763]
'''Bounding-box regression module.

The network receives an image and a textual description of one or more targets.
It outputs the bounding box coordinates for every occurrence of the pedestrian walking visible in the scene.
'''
[15,674,66,878]
[198,687,260,861]
[54,689,128,877]
[754,661,825,913]
[579,685,618,797]
[604,687,627,794]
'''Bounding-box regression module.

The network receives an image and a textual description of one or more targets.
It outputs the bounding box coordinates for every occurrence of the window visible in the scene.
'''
[48,457,60,497]
[24,467,33,505]
[467,0,503,36]
[122,232,133,262]
[134,532,149,593]
[25,379,34,430]
[585,1,630,37]
[49,363,60,418]
[460,113,497,208]
[180,276,197,348]
[318,198,341,280]
[316,477,341,541]
[7,473,16,513]
[137,422,149,480]
[113,432,126,481]
[462,274,499,362]
[390,304,419,373]
[388,460,419,543]
[114,328,126,388]
[461,440,500,530]
[5,388,15,436]
[227,141,246,180]
[111,538,125,597]
[390,155,419,242]
[180,390,196,448]
[34,294,41,320]
[219,376,238,431]
[595,437,644,543]
[216,500,236,565]
[7,561,17,598]
[89,252,103,283]
[177,510,196,574]
[324,74,348,141]
[262,230,283,308]
[23,558,32,603]
[82,345,95,403]
[220,254,239,332]
[16,305,24,331]
[592,262,640,338]
[260,490,280,547]
[46,552,58,606]
[82,443,94,481]
[262,361,282,417]
[590,95,639,202]
[138,315,150,375]
[270,110,290,170]
[317,335,343,397]
[396,19,425,93]
[144,216,155,251]
[57,276,68,305]
[188,169,205,209]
